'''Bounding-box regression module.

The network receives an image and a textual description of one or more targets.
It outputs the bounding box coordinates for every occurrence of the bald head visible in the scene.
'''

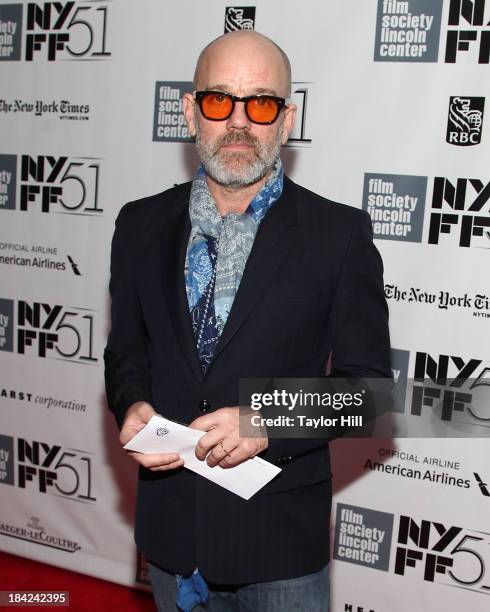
[193,31,292,97]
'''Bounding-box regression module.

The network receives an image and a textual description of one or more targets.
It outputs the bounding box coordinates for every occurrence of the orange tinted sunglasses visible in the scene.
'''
[194,90,289,125]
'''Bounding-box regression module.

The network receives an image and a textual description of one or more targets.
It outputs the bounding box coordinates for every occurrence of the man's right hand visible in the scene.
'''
[120,401,184,472]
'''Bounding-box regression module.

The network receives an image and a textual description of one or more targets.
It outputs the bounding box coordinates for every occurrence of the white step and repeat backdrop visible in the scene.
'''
[1,1,489,610]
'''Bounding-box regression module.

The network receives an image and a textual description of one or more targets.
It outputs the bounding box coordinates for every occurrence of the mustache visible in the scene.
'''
[214,131,259,152]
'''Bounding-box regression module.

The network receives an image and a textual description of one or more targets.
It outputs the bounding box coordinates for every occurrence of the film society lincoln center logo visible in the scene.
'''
[153,82,193,143]
[374,0,443,62]
[362,173,427,242]
[374,0,490,63]
[333,503,394,570]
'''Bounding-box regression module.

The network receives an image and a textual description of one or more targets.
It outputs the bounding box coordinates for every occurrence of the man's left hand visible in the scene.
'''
[189,407,268,468]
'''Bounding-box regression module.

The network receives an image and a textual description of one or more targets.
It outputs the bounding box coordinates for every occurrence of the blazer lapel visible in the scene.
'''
[211,176,298,364]
[160,189,204,383]
[159,177,299,380]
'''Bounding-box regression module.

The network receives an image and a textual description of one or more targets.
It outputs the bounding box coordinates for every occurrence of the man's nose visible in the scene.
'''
[226,100,251,129]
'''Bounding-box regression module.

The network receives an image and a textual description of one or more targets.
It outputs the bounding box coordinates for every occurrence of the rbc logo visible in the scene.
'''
[224,7,256,33]
[446,97,485,146]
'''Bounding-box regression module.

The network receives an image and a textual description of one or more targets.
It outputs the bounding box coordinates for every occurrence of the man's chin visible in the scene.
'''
[208,167,267,189]
[205,155,267,187]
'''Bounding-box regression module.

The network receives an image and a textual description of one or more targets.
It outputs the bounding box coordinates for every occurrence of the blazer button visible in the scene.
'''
[198,400,211,413]
[277,455,292,466]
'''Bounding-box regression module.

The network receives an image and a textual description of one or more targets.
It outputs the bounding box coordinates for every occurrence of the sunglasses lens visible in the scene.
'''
[247,97,280,123]
[201,92,233,119]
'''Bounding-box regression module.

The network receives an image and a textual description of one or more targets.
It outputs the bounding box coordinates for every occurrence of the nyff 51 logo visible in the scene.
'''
[391,348,490,429]
[395,513,490,595]
[445,0,490,63]
[0,1,111,62]
[0,154,103,215]
[428,175,490,247]
[411,351,489,423]
[0,298,97,364]
[0,433,96,502]
[334,503,490,596]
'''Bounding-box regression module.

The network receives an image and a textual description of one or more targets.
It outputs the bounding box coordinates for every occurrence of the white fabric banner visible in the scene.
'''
[0,1,488,609]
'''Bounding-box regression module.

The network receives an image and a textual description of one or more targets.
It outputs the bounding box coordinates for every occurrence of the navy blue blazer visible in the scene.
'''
[104,175,391,583]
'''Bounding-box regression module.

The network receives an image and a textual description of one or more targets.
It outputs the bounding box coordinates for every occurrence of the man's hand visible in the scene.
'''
[189,407,268,468]
[120,401,184,472]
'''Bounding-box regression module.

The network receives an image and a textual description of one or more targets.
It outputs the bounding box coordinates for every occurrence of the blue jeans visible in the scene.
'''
[148,562,330,612]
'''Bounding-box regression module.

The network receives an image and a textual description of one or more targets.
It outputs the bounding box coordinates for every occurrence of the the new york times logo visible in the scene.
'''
[446,0,490,63]
[411,352,490,426]
[0,298,97,364]
[385,284,490,319]
[429,175,490,247]
[0,99,90,120]
[0,155,103,215]
[374,0,443,62]
[224,7,256,33]
[446,97,485,146]
[395,514,490,594]
[24,1,111,61]
[0,516,81,553]
[362,174,426,242]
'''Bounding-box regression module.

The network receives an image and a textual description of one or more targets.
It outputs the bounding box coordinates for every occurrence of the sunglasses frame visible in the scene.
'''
[193,90,289,125]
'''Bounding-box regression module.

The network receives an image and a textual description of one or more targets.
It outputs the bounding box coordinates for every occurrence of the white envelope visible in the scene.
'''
[123,415,281,500]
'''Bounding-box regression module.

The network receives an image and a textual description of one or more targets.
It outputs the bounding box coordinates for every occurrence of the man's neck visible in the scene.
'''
[206,172,271,217]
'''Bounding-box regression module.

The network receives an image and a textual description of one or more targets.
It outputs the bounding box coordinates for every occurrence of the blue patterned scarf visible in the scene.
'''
[185,160,284,373]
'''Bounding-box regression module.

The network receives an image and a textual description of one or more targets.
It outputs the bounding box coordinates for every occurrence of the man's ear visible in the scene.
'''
[280,104,297,145]
[183,93,197,137]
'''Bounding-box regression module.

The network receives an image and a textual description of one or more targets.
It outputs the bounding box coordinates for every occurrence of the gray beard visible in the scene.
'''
[194,117,283,188]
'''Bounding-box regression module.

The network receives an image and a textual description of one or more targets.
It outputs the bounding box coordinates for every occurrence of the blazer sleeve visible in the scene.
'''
[104,205,154,429]
[265,210,391,461]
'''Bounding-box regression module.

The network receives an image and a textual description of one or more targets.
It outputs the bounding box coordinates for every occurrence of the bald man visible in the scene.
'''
[105,31,390,612]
